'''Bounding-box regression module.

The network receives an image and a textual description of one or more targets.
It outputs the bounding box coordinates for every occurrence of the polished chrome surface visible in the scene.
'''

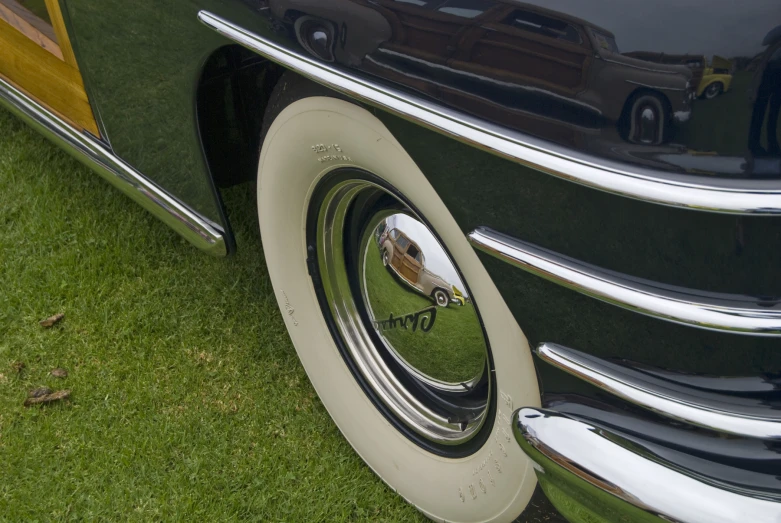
[316,180,489,445]
[538,342,781,439]
[468,226,781,336]
[515,407,781,523]
[0,78,227,256]
[361,212,485,388]
[199,11,781,216]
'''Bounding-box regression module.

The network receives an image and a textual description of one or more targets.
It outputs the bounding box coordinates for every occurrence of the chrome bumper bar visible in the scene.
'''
[468,227,781,336]
[198,11,781,216]
[0,78,227,256]
[538,343,781,439]
[515,407,781,523]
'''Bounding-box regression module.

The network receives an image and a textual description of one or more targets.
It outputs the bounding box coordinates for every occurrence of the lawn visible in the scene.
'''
[0,107,425,521]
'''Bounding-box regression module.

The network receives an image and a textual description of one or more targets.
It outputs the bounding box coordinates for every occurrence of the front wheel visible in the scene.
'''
[623,92,669,145]
[703,82,724,100]
[257,75,539,522]
[433,288,450,307]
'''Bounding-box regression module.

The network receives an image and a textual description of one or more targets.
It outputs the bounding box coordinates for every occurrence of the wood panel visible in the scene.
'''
[44,0,76,66]
[0,15,99,135]
[0,0,62,58]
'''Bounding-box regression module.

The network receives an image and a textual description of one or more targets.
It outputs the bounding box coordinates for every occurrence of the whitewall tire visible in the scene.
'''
[257,94,540,522]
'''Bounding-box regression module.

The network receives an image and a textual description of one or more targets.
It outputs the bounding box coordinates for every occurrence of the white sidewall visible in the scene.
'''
[258,97,540,523]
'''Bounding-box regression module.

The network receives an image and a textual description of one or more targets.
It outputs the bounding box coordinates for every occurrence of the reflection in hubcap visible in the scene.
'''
[362,213,486,388]
[312,175,492,449]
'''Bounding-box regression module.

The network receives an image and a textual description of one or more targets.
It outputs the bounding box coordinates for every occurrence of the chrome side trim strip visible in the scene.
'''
[537,342,781,439]
[625,79,686,92]
[468,227,781,336]
[515,407,781,523]
[197,11,781,216]
[0,78,227,256]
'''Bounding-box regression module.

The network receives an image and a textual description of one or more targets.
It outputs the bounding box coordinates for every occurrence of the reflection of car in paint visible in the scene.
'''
[626,52,733,101]
[269,0,392,66]
[698,56,733,99]
[380,228,460,307]
[270,0,694,146]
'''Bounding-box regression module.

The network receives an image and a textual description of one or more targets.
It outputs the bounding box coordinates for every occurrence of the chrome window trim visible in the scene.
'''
[0,78,226,256]
[515,407,781,523]
[537,342,781,439]
[198,11,781,216]
[468,227,781,336]
[601,56,687,74]
[625,79,687,91]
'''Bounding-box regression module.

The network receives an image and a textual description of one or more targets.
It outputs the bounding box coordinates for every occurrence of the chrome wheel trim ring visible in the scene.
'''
[312,174,492,448]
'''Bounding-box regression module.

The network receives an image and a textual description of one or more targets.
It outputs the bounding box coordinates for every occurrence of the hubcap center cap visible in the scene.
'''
[360,212,486,388]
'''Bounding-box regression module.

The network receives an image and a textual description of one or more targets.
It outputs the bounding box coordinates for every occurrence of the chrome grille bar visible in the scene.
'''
[537,342,781,439]
[468,227,781,336]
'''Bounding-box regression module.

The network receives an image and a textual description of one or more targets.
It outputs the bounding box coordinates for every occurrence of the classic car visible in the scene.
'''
[1,0,781,521]
[380,224,464,307]
[697,56,734,100]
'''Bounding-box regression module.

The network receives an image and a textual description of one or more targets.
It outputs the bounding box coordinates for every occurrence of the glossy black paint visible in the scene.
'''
[64,0,781,223]
[260,0,781,177]
[60,0,781,518]
[64,0,231,225]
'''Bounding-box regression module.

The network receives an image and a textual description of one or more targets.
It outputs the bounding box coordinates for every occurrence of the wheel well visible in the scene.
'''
[617,87,674,143]
[620,88,673,122]
[196,45,287,188]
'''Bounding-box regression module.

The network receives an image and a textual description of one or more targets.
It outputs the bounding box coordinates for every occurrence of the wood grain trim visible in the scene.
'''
[44,0,77,67]
[0,0,62,59]
[0,16,98,135]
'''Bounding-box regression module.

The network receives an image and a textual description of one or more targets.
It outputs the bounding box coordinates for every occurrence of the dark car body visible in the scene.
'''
[2,0,781,521]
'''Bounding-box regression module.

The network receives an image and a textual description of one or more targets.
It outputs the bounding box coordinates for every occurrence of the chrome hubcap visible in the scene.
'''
[312,176,491,448]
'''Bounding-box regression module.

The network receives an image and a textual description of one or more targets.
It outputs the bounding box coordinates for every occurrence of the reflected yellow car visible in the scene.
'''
[697,56,733,99]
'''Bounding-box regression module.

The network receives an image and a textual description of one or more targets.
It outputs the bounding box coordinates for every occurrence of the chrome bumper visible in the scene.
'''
[515,407,781,523]
[468,227,781,336]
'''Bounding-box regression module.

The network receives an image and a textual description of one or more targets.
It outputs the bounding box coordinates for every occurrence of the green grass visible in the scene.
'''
[0,107,425,521]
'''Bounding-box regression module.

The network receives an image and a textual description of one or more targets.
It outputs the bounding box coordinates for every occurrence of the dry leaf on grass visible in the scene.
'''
[50,368,68,378]
[11,361,25,374]
[39,313,65,328]
[24,389,71,407]
[28,387,53,398]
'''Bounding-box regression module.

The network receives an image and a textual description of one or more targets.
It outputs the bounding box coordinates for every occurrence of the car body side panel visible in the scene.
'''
[59,0,781,374]
[698,72,734,97]
[58,0,780,353]
[64,0,780,235]
[63,0,237,226]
